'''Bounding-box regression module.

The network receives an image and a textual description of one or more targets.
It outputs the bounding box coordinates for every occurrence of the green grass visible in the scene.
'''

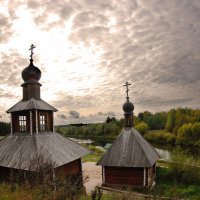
[82,153,102,163]
[157,159,170,168]
[154,167,200,199]
[82,145,105,163]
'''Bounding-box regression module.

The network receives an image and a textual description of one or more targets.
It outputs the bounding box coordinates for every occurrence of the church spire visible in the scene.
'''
[122,81,134,127]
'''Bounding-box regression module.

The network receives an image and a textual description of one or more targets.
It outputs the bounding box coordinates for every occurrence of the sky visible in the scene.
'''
[0,0,200,125]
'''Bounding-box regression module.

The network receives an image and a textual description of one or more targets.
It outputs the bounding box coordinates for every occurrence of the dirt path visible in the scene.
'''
[82,162,102,193]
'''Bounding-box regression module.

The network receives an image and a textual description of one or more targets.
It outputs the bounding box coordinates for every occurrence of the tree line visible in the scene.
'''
[137,108,200,147]
[57,107,200,147]
[1,107,200,147]
[0,122,10,136]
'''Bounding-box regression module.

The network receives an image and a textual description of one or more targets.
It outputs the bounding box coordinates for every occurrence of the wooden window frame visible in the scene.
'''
[40,113,47,131]
[19,115,27,132]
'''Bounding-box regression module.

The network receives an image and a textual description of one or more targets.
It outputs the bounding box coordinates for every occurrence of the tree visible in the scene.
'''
[0,121,10,136]
[135,122,149,135]
[165,109,176,132]
[138,113,144,121]
[106,116,116,123]
[177,122,200,146]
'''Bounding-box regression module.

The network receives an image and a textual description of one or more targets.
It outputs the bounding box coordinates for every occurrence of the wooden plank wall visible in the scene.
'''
[104,166,144,186]
[12,110,53,133]
[55,158,82,180]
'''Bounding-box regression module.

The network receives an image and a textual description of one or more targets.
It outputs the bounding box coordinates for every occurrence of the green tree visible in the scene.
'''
[165,109,176,132]
[135,122,149,135]
[137,112,144,121]
[177,122,200,146]
[0,121,10,136]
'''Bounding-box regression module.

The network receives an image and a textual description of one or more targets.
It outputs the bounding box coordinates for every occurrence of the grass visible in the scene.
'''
[154,166,200,199]
[82,145,105,163]
[82,153,103,163]
[1,167,200,200]
[157,159,170,168]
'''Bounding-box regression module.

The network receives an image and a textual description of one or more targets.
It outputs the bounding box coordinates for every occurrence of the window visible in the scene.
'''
[40,114,47,131]
[19,115,27,131]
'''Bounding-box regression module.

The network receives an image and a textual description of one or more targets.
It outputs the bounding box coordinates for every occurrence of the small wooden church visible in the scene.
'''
[0,45,90,184]
[97,82,159,187]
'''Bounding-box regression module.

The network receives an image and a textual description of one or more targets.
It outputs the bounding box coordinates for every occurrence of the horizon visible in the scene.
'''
[0,0,200,125]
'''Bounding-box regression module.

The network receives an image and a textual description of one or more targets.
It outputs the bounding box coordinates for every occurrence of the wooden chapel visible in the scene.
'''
[97,81,159,187]
[0,45,90,184]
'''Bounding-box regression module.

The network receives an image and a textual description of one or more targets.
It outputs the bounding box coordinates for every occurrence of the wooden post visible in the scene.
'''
[30,110,33,135]
[36,110,38,134]
[52,168,57,191]
[52,112,55,132]
[143,168,146,186]
[102,167,105,184]
[10,113,13,135]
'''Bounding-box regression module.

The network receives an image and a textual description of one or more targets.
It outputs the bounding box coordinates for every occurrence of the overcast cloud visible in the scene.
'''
[0,0,200,124]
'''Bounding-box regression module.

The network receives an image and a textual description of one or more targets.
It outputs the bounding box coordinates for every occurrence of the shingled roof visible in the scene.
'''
[0,132,91,171]
[6,97,57,113]
[97,127,159,167]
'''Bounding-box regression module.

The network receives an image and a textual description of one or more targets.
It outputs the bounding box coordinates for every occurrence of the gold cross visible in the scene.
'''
[29,44,36,59]
[123,81,131,98]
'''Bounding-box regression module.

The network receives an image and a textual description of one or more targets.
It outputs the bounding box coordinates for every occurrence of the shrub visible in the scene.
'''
[169,148,200,184]
[177,122,200,146]
[144,130,176,145]
[135,122,148,135]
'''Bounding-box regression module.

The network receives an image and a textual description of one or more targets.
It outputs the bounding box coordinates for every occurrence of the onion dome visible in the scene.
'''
[22,59,41,83]
[123,98,134,114]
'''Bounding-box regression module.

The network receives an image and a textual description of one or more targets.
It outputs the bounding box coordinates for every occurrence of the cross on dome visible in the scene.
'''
[123,81,131,99]
[29,44,36,60]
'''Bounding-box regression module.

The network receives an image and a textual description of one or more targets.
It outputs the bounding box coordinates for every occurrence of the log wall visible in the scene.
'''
[12,110,53,133]
[104,166,144,186]
[55,158,82,180]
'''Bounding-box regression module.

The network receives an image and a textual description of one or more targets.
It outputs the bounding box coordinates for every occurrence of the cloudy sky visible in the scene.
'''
[0,0,200,124]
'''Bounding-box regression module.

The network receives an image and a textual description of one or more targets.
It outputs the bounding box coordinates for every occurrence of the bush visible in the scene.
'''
[177,122,200,146]
[135,122,148,135]
[144,130,176,145]
[169,148,200,184]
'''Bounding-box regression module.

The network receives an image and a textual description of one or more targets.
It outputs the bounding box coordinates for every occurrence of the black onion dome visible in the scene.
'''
[22,59,41,82]
[123,99,134,114]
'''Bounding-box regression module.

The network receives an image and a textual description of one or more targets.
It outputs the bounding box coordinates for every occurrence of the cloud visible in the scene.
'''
[97,112,116,117]
[0,51,27,87]
[27,0,76,30]
[0,13,14,43]
[58,114,67,119]
[69,110,80,119]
